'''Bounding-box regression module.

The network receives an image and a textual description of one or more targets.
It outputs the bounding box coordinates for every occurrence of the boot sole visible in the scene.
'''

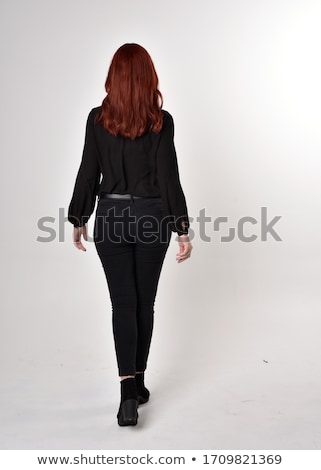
[138,395,149,405]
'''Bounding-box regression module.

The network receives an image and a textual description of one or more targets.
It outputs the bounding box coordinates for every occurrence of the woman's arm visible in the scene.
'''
[68,108,101,229]
[155,110,190,236]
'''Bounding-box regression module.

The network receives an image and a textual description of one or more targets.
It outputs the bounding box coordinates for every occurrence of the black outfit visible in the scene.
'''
[68,107,189,236]
[68,107,190,376]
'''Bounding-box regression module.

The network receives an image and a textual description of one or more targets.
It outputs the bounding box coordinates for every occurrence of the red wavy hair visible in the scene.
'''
[94,43,164,140]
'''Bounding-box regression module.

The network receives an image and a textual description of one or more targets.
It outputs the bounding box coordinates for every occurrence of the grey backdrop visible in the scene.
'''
[1,0,321,450]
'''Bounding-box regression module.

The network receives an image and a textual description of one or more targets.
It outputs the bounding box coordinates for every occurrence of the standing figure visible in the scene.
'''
[68,43,193,426]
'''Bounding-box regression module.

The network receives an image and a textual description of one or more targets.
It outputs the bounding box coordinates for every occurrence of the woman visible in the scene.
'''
[68,43,193,427]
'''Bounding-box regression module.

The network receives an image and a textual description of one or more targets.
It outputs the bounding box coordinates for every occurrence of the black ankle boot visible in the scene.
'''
[135,372,150,404]
[117,377,139,426]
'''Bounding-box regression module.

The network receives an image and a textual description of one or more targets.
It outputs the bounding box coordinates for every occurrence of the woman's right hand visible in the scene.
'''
[73,225,88,252]
[176,234,193,263]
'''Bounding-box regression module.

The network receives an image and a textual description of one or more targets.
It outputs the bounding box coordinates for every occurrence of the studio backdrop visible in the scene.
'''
[0,0,320,450]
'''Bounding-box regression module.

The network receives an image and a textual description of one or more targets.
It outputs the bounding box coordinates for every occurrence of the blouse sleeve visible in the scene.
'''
[68,108,101,227]
[156,111,190,236]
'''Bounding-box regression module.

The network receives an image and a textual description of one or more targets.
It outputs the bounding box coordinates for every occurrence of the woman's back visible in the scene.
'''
[68,106,190,236]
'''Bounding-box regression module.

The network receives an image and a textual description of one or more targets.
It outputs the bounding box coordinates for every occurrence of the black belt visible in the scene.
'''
[99,192,162,200]
[100,193,143,200]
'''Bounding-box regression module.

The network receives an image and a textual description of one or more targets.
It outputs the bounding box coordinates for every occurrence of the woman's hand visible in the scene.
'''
[73,225,88,251]
[176,234,193,263]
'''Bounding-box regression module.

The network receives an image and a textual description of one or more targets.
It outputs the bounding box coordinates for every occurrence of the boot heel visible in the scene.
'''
[118,399,138,426]
[122,399,138,422]
[117,377,139,426]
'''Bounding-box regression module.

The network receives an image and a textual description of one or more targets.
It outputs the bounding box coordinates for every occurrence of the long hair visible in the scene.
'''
[94,43,164,140]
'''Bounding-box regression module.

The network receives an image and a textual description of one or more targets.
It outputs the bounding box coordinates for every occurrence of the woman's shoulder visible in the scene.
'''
[91,105,102,117]
[161,108,173,119]
[161,109,174,129]
[160,109,176,135]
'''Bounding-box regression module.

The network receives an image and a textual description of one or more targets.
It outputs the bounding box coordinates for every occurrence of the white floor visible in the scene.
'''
[1,306,320,450]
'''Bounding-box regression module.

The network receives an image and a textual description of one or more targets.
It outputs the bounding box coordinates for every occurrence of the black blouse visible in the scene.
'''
[67,107,190,236]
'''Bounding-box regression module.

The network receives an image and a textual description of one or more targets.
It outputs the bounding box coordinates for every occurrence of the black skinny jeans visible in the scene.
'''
[93,195,172,376]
